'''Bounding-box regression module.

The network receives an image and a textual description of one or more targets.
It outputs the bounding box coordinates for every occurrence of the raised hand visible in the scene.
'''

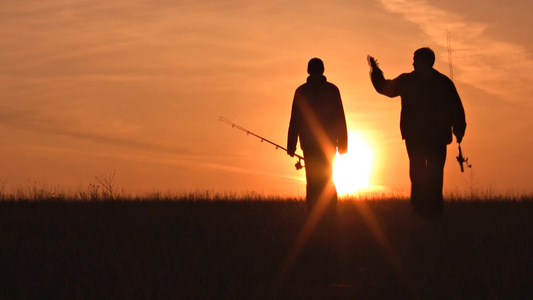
[367,55,379,70]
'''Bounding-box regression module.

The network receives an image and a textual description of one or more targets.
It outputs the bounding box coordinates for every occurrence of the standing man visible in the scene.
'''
[368,48,466,217]
[287,58,348,218]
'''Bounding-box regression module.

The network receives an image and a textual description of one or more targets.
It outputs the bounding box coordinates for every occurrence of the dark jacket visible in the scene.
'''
[371,68,466,144]
[287,75,348,157]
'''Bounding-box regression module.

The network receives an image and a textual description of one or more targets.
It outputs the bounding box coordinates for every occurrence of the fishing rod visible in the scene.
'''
[456,143,471,172]
[219,117,304,170]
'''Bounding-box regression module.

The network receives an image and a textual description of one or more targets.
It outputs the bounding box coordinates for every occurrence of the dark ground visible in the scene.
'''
[0,199,532,299]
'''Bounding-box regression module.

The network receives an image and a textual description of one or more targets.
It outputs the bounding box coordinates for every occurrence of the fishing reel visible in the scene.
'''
[456,144,471,173]
[219,117,306,171]
[295,158,304,170]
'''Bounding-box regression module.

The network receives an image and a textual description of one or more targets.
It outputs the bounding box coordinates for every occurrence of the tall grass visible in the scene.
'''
[0,188,532,299]
[1,183,530,202]
[0,183,307,202]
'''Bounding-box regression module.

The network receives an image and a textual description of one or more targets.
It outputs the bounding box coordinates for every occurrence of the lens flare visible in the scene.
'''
[333,133,373,195]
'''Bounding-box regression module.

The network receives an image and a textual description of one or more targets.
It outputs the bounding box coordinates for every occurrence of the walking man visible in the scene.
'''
[368,48,466,217]
[287,58,348,218]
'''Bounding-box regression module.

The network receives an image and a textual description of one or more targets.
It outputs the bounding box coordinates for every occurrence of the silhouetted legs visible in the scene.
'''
[300,150,339,282]
[405,140,447,217]
[303,151,337,219]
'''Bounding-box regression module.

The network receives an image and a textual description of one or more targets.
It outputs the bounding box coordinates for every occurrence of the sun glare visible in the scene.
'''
[333,132,374,196]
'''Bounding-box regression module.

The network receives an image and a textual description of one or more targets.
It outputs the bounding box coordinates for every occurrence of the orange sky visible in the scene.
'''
[1,0,532,197]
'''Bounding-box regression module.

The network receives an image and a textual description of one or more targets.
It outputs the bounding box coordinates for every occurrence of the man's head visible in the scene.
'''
[307,58,325,75]
[413,47,435,72]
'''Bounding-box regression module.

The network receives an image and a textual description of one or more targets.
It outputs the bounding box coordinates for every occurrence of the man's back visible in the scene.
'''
[288,74,347,155]
[372,68,465,144]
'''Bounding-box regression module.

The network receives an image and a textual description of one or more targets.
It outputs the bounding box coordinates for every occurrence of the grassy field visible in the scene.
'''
[0,195,532,299]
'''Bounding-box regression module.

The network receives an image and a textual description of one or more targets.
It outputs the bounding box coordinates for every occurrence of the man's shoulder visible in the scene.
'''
[400,72,415,79]
[296,80,339,91]
[432,69,453,82]
[295,83,308,94]
[324,81,340,91]
[399,71,451,83]
[385,72,413,83]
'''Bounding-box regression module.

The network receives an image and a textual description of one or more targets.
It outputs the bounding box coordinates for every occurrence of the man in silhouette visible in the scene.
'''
[287,58,348,218]
[368,48,466,217]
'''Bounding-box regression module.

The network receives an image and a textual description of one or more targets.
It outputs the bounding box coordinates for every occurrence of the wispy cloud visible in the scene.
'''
[0,105,190,155]
[379,0,533,105]
[200,161,304,183]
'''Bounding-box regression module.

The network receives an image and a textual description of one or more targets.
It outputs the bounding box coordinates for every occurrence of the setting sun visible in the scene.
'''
[333,132,374,195]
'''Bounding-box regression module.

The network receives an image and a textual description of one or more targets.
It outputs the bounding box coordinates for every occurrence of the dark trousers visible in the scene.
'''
[405,140,447,216]
[303,151,337,218]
